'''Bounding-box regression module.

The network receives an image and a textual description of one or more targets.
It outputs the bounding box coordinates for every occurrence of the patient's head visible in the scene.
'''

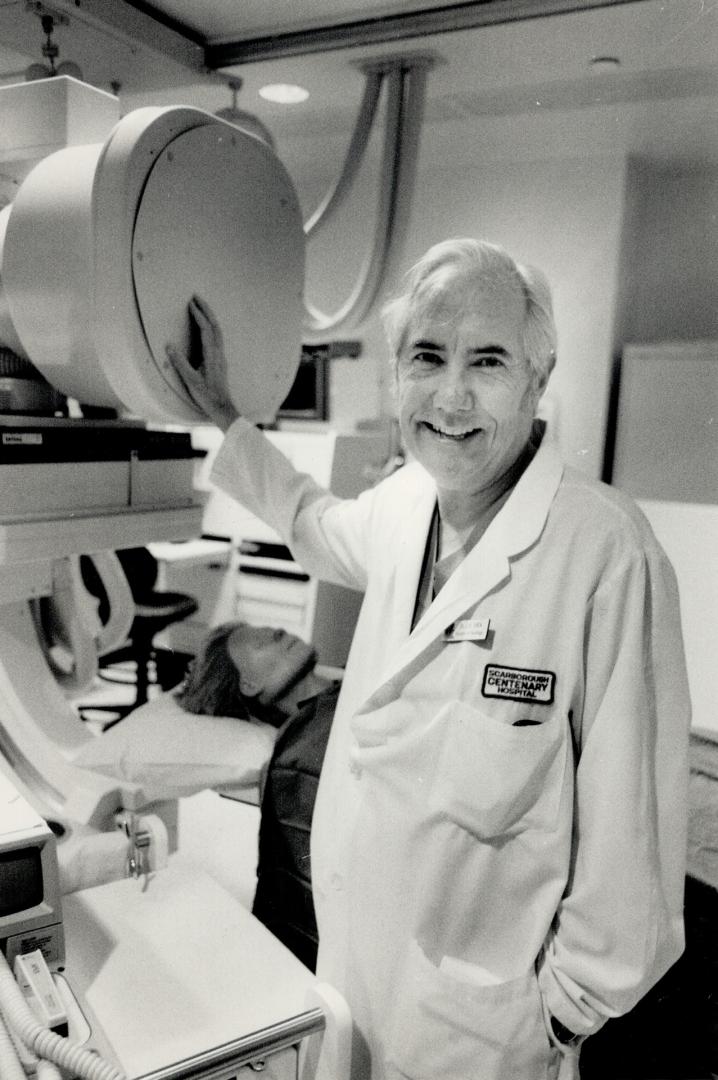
[225,623,317,705]
[177,622,320,725]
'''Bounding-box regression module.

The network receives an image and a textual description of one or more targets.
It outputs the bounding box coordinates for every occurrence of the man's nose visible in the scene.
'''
[435,368,473,410]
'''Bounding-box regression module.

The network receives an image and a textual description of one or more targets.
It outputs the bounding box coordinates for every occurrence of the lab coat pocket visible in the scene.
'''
[386,939,557,1080]
[430,700,567,840]
[350,699,416,750]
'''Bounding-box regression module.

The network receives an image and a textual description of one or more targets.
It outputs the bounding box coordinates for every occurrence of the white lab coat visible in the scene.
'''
[211,420,690,1080]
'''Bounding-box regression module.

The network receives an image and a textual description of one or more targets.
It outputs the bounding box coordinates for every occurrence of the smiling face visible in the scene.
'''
[395,274,545,513]
[226,623,317,706]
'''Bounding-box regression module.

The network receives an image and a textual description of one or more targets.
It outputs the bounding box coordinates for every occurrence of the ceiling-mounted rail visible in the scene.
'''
[204,0,643,67]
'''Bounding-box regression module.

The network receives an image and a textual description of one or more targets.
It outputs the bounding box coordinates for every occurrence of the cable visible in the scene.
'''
[0,1008,26,1080]
[36,1060,63,1080]
[4,1012,63,1080]
[0,951,126,1080]
[303,68,383,238]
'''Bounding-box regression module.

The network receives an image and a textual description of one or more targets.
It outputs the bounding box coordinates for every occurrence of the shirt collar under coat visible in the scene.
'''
[357,422,565,715]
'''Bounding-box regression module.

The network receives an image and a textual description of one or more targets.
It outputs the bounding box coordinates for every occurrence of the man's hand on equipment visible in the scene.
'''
[166,295,240,432]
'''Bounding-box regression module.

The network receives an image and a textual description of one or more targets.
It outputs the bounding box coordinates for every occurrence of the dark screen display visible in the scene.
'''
[279,353,328,419]
[0,847,43,916]
[281,361,318,412]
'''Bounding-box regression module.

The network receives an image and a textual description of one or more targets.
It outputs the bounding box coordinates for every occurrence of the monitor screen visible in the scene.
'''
[278,350,328,421]
[0,846,44,916]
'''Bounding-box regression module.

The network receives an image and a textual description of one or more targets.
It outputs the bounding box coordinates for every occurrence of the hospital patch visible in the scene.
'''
[482,664,555,704]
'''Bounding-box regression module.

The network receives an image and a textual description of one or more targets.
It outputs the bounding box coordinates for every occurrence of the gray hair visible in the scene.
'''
[381,238,557,387]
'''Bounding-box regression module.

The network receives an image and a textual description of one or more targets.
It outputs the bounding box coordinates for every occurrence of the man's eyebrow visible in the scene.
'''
[469,345,510,357]
[407,340,511,356]
[409,338,444,351]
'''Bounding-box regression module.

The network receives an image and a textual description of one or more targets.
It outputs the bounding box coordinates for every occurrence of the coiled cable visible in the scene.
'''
[0,950,125,1080]
[0,1007,26,1080]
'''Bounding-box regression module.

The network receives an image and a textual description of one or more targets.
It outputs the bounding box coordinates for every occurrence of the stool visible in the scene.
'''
[79,548,198,724]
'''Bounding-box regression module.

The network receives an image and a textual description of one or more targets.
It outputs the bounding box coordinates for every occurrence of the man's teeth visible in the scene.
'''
[425,421,479,440]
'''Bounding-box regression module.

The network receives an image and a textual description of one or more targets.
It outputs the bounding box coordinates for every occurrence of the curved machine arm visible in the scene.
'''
[34,553,135,696]
[302,54,434,337]
[302,66,384,239]
[0,597,146,828]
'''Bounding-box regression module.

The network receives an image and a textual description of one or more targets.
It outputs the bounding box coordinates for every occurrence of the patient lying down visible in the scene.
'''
[74,622,339,970]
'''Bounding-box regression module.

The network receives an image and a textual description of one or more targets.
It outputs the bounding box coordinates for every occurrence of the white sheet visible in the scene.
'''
[72,692,278,804]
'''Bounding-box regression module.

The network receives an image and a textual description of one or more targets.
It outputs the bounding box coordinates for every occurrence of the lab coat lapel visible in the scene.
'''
[381,475,438,655]
[359,434,565,713]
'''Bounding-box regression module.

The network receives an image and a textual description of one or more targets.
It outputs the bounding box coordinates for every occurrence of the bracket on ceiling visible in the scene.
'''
[25,2,69,27]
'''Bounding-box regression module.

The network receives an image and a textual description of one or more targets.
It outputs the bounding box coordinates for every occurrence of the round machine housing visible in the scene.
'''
[0,106,305,425]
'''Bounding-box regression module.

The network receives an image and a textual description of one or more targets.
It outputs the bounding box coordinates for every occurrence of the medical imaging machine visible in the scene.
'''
[0,77,350,1080]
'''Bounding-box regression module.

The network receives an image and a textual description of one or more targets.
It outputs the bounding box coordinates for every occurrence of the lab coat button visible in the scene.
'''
[349,758,362,777]
[330,873,344,891]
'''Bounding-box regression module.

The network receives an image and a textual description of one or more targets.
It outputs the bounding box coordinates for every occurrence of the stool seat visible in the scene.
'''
[133,592,198,625]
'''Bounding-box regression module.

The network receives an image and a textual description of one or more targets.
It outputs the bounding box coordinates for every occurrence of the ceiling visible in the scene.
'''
[0,0,716,172]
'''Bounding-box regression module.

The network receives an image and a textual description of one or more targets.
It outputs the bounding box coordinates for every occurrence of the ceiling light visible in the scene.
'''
[259,84,309,105]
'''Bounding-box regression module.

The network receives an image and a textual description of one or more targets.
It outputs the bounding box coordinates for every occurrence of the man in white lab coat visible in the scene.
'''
[170,239,690,1080]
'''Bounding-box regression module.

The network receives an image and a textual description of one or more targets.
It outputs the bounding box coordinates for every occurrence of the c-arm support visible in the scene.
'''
[0,502,202,832]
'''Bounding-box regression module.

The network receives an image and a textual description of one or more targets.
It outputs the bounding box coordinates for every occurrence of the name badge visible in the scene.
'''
[444,618,490,643]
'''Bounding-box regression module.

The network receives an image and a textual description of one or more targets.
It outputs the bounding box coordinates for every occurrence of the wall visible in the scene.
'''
[608,160,718,733]
[613,157,718,347]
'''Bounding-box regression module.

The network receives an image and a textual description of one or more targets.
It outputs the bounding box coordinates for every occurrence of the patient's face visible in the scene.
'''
[226,623,316,705]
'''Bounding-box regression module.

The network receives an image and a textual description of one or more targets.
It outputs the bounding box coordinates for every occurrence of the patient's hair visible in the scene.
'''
[176,623,252,720]
[177,623,248,719]
[176,623,285,726]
